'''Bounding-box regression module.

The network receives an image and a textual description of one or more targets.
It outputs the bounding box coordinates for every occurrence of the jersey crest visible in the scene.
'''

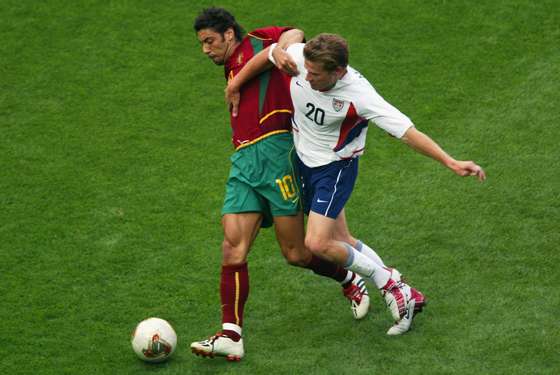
[332,98,344,112]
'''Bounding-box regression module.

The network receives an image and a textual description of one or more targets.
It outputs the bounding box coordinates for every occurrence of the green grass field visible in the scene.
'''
[1,1,559,374]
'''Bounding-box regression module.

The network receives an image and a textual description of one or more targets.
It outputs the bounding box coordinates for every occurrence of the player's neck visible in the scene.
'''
[319,69,347,92]
[319,84,336,92]
[224,41,241,63]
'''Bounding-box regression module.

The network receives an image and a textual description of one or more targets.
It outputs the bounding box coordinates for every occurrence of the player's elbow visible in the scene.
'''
[278,28,305,48]
[292,29,305,42]
[400,126,416,144]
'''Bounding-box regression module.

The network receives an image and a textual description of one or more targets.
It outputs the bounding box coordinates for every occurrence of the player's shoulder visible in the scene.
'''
[286,43,305,55]
[347,66,374,86]
[247,26,292,41]
[339,66,377,96]
[285,43,306,70]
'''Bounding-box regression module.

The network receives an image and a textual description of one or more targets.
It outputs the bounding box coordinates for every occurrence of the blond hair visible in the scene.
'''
[303,33,348,72]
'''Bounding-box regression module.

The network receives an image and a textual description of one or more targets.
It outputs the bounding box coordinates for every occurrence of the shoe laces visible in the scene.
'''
[343,283,363,303]
[209,332,227,343]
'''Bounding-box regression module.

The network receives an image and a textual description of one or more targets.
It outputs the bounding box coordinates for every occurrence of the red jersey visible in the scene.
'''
[225,27,294,150]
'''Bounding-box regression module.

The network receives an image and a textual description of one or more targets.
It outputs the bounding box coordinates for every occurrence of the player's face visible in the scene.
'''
[304,60,344,92]
[197,28,236,65]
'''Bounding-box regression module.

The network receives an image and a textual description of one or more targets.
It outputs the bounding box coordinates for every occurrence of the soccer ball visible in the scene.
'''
[131,317,177,363]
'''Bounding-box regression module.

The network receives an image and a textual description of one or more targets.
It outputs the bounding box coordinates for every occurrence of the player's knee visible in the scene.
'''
[221,239,248,266]
[282,246,310,267]
[304,236,329,257]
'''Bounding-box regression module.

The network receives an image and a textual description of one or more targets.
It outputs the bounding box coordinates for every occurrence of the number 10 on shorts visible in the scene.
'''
[275,175,297,200]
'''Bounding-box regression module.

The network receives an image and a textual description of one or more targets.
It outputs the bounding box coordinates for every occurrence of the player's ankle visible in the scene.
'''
[222,330,242,342]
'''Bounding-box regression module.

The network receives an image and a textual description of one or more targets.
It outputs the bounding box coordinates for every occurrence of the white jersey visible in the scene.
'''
[285,43,414,167]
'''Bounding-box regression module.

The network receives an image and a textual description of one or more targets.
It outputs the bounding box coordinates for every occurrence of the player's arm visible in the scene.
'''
[226,29,303,116]
[273,28,303,75]
[225,47,274,116]
[401,126,486,181]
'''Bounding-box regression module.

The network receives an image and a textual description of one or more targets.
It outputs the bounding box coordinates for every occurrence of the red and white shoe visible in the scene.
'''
[411,287,426,314]
[382,277,426,335]
[343,274,370,319]
[190,332,244,361]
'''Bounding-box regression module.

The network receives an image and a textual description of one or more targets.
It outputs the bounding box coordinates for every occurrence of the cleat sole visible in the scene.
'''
[191,347,241,361]
[191,348,214,358]
[190,333,244,361]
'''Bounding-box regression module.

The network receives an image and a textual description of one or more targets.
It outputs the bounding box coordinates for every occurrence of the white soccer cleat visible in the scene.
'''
[190,333,244,361]
[382,276,426,335]
[386,296,415,335]
[343,274,370,319]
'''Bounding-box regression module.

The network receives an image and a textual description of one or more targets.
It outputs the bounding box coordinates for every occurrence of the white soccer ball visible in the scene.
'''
[131,317,177,363]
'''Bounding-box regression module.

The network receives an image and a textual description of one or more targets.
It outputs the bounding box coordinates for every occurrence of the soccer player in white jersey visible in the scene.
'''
[226,33,486,335]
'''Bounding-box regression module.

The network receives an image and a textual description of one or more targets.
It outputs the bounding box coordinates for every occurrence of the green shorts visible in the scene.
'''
[222,133,301,228]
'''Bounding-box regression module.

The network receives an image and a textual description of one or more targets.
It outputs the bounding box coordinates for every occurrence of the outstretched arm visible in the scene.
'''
[401,126,486,181]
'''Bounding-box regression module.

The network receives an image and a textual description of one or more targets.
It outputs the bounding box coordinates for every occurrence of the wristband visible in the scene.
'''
[268,43,278,65]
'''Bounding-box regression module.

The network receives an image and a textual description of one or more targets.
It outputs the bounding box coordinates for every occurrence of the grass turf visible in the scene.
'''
[1,0,558,374]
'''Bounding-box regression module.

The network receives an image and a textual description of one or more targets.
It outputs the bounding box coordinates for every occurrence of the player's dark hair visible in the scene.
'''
[304,33,349,72]
[193,7,245,42]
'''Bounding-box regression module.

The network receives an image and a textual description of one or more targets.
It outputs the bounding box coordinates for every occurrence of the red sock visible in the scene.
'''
[220,263,249,341]
[307,255,349,284]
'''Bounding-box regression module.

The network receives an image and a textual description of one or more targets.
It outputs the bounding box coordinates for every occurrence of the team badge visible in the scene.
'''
[332,98,344,112]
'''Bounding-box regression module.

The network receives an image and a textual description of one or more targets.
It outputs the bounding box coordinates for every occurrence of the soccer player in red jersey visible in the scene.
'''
[190,8,370,361]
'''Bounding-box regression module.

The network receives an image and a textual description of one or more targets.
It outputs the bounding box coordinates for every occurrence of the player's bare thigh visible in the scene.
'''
[221,212,263,266]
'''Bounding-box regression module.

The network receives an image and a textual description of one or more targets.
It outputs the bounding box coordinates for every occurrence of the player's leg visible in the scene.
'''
[273,212,349,281]
[272,211,310,267]
[272,211,369,318]
[264,134,370,318]
[220,212,262,337]
[333,209,386,268]
[298,157,390,286]
[190,212,261,361]
[273,211,347,275]
[305,211,392,289]
[256,133,347,275]
[301,157,423,335]
[333,208,426,326]
[191,149,266,361]
[327,209,376,316]
[306,211,420,334]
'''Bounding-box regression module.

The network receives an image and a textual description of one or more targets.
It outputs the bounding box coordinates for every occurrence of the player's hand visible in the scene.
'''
[225,83,241,117]
[449,160,486,181]
[272,46,299,76]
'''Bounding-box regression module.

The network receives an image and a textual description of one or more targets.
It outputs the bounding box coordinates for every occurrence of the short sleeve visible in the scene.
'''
[285,43,306,79]
[355,84,414,138]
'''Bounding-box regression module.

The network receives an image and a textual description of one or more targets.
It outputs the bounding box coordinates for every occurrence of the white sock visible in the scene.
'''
[355,240,385,267]
[343,243,391,289]
[222,323,242,336]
